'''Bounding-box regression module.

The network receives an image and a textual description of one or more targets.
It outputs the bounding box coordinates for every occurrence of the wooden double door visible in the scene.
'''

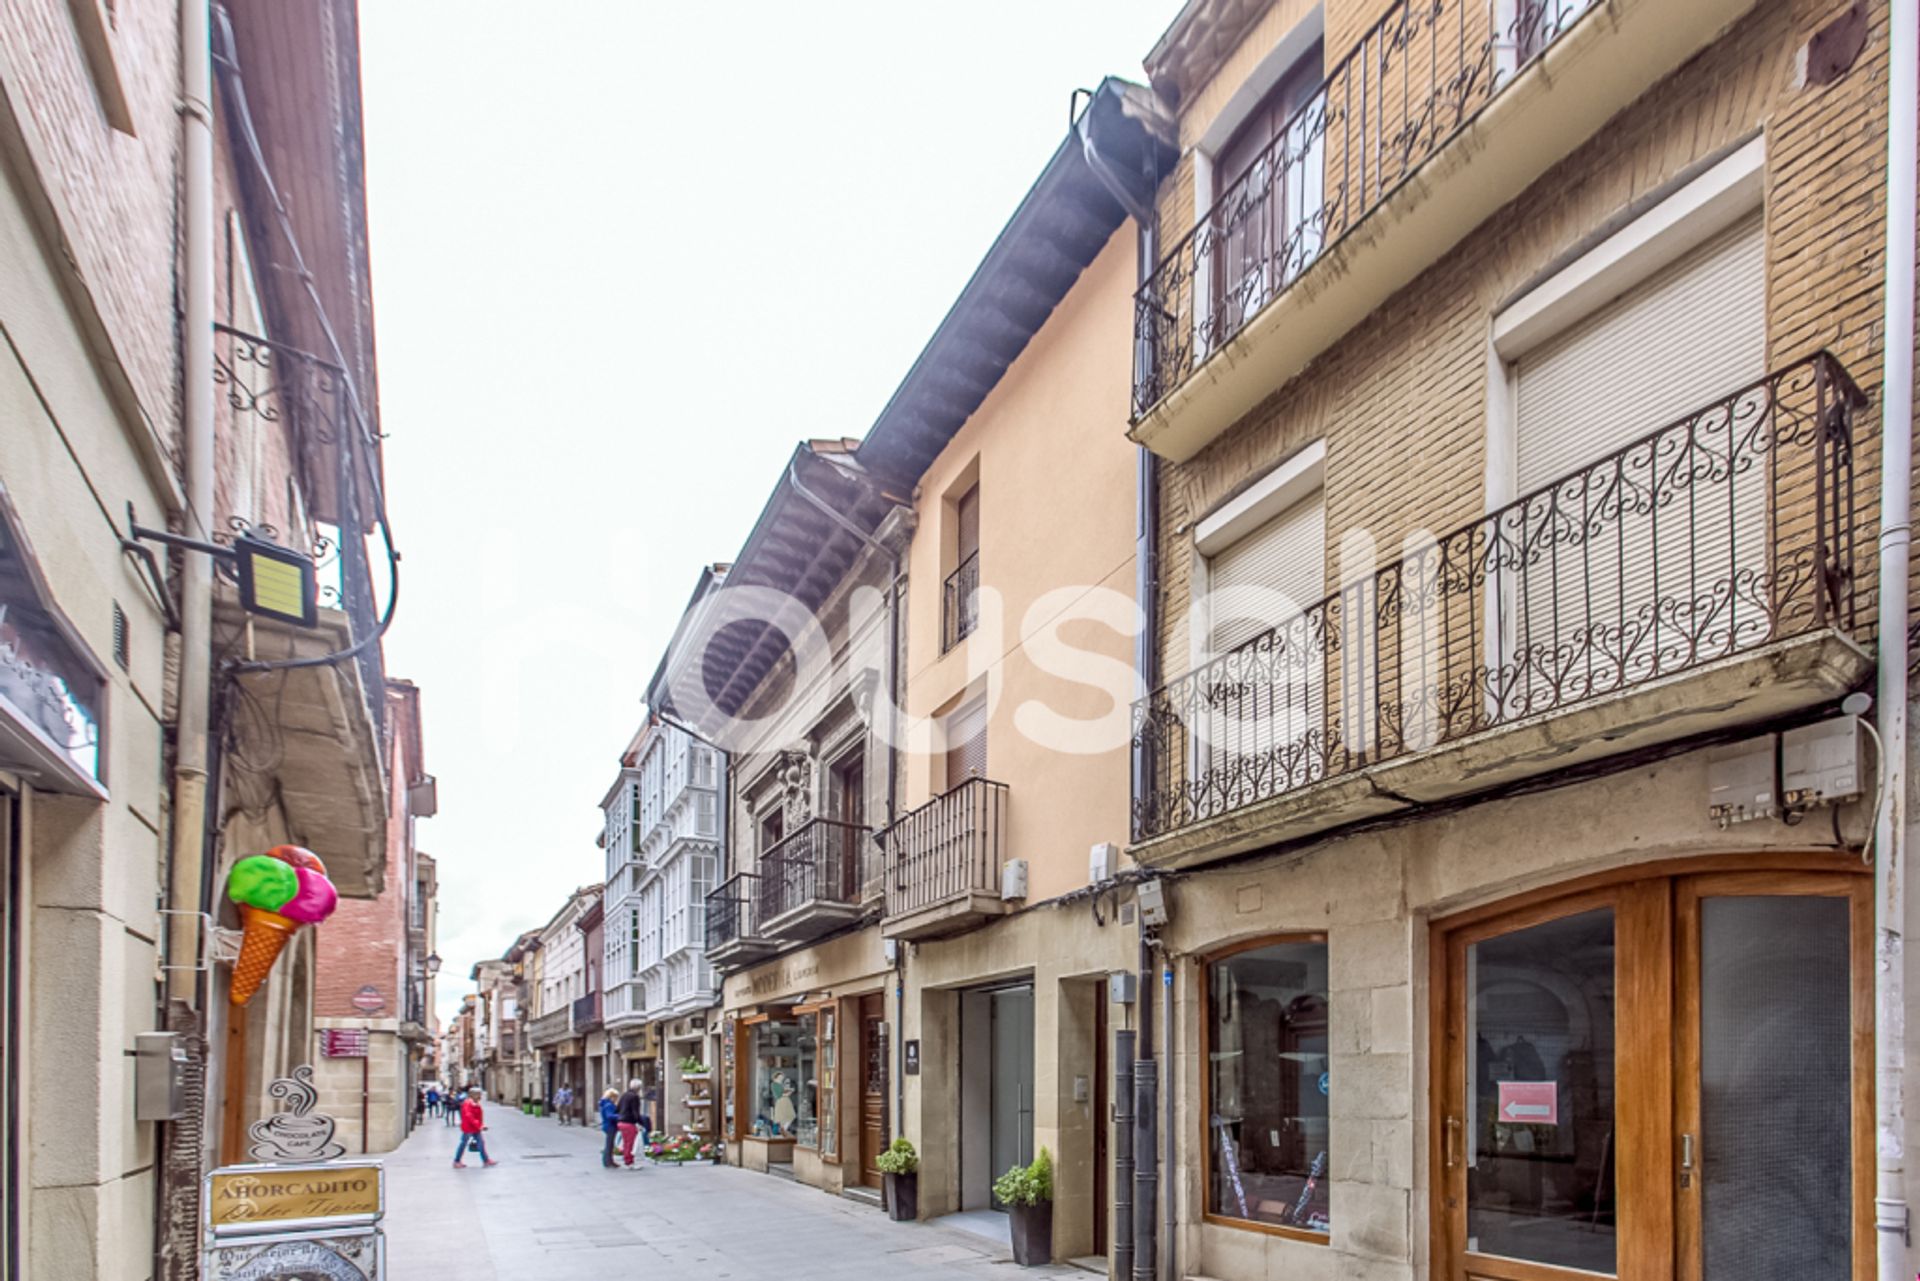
[1434,863,1871,1281]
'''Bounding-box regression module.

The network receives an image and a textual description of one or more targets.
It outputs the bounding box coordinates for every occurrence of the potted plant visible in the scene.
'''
[875,1137,919,1222]
[678,1055,711,1080]
[993,1148,1053,1266]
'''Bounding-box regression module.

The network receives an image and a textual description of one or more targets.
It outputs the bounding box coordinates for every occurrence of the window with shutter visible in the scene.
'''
[1508,213,1766,695]
[1207,493,1326,654]
[944,696,988,791]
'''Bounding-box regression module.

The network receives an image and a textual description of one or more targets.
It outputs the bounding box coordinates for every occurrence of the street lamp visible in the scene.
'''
[425,952,442,977]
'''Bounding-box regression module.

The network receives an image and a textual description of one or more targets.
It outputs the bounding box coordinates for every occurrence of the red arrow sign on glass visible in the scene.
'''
[1496,1080,1558,1125]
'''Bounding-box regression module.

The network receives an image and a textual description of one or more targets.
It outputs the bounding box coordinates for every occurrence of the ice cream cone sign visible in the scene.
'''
[226,845,338,1006]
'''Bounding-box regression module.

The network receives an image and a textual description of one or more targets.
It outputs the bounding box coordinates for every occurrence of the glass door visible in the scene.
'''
[989,984,1035,1209]
[1674,874,1867,1281]
[1438,867,1870,1281]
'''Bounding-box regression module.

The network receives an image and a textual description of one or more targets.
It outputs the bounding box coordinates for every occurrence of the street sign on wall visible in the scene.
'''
[351,985,385,1013]
[321,1029,368,1058]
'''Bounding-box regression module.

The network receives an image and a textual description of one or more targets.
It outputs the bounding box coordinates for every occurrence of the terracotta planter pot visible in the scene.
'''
[883,1171,918,1222]
[1009,1201,1052,1266]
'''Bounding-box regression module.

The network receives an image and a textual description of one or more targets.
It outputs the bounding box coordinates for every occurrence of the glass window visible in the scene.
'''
[751,1015,816,1143]
[1206,939,1330,1234]
[1467,907,1616,1272]
[818,1009,837,1159]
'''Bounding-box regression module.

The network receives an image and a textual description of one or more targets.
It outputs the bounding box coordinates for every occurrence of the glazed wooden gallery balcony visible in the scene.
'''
[880,777,1010,941]
[1130,0,1758,461]
[705,873,777,972]
[755,818,872,942]
[1131,355,1872,865]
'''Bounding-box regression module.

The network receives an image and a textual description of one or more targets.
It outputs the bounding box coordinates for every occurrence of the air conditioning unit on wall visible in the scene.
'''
[1001,859,1029,901]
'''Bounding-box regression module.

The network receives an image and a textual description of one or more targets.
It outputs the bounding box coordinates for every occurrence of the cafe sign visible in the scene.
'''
[205,1226,383,1280]
[207,1162,384,1236]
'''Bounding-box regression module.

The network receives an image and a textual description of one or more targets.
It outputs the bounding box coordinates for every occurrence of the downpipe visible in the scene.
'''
[159,2,215,1278]
[1876,0,1917,1273]
[1134,930,1157,1281]
[1114,1030,1135,1281]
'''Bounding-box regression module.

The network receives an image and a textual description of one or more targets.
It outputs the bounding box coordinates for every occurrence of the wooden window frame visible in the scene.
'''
[795,999,839,1162]
[1198,931,1332,1245]
[1426,851,1872,1281]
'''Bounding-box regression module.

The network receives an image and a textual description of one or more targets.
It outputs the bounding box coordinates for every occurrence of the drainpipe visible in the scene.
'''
[1113,1029,1135,1281]
[158,2,214,1276]
[1162,956,1176,1281]
[1877,0,1917,1274]
[1134,928,1157,1281]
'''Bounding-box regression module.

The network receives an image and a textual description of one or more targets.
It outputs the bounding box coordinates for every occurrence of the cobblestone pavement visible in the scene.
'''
[384,1103,1079,1279]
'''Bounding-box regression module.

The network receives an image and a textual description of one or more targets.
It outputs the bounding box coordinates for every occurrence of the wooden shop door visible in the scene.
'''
[860,992,887,1187]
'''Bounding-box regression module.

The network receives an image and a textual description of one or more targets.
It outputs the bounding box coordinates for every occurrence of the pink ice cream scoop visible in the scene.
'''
[278,865,338,924]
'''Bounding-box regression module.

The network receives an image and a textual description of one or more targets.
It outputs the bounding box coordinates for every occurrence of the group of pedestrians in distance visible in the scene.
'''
[427,1077,657,1171]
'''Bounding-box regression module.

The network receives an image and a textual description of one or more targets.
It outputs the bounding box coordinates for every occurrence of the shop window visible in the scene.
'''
[1203,937,1330,1238]
[750,1014,817,1144]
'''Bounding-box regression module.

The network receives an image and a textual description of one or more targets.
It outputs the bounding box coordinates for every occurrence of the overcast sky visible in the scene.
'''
[357,2,1178,1024]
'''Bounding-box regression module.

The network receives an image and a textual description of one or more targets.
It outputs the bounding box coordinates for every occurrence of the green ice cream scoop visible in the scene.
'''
[227,854,299,912]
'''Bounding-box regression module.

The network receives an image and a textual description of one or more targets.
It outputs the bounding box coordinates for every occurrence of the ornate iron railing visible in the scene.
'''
[1132,354,1869,842]
[1133,0,1594,417]
[756,818,870,923]
[212,323,385,738]
[704,872,762,952]
[571,991,602,1031]
[943,550,981,652]
[880,777,1009,919]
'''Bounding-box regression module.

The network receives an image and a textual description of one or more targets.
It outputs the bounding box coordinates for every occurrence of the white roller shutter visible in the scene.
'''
[1508,213,1767,696]
[1207,492,1326,653]
[1515,213,1766,489]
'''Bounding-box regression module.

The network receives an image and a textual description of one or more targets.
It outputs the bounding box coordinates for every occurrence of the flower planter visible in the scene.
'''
[1008,1201,1052,1267]
[883,1171,918,1222]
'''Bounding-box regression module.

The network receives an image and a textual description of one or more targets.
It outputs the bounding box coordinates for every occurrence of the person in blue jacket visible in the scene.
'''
[598,1088,621,1168]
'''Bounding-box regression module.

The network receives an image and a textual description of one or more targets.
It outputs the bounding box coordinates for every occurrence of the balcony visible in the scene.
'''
[525,1007,571,1050]
[571,991,602,1033]
[880,777,1010,940]
[1131,355,1872,865]
[1130,0,1757,461]
[943,550,980,652]
[756,818,872,941]
[705,872,777,971]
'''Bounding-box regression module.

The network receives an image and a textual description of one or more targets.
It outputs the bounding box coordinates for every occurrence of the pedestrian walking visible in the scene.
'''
[554,1083,574,1125]
[615,1079,648,1168]
[598,1088,620,1168]
[413,1085,427,1126]
[442,1088,460,1126]
[453,1086,498,1168]
[425,1084,441,1118]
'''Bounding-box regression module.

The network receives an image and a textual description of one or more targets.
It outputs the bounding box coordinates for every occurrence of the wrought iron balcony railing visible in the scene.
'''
[212,323,385,737]
[943,550,981,652]
[1131,354,1869,842]
[1132,0,1594,418]
[571,991,601,1031]
[881,777,1009,919]
[756,818,871,923]
[704,872,762,950]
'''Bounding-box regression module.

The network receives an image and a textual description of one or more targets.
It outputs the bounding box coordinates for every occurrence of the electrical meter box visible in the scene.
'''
[134,1032,188,1122]
[1782,715,1867,809]
[1706,741,1776,825]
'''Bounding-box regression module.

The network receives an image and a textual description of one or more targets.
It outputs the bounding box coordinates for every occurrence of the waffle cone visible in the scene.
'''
[229,904,298,1006]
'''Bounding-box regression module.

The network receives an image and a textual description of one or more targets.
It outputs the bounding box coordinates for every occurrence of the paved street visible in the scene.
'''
[385,1105,1078,1278]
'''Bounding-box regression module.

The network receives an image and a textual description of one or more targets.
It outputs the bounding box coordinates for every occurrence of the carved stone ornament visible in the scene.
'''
[247,1064,346,1163]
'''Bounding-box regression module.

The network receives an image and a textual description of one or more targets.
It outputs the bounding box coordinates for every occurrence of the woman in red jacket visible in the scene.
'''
[453,1086,499,1168]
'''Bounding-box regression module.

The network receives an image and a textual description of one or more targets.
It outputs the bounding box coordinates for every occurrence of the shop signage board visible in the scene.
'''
[321,1028,368,1058]
[207,1162,384,1235]
[1496,1080,1558,1125]
[205,1226,383,1280]
[904,1040,920,1075]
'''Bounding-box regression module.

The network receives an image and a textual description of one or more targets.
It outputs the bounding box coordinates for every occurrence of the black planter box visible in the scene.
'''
[1009,1201,1052,1266]
[884,1171,918,1222]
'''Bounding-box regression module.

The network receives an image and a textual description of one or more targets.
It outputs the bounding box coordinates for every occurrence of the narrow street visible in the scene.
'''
[386,1105,1077,1279]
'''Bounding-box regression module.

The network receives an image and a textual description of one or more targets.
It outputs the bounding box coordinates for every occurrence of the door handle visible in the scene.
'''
[1680,1132,1695,1189]
[1444,1116,1461,1169]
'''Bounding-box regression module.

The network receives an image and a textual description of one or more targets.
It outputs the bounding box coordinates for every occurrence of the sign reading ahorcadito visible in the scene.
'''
[207,1162,384,1235]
